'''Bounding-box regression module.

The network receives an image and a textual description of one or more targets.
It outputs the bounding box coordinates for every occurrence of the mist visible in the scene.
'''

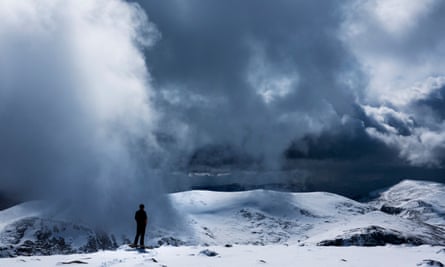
[0,0,180,231]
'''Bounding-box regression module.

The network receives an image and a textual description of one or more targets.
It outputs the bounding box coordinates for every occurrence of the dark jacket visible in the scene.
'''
[135,209,147,225]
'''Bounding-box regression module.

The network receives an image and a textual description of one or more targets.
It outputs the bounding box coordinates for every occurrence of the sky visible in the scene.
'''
[135,0,445,193]
[0,0,444,226]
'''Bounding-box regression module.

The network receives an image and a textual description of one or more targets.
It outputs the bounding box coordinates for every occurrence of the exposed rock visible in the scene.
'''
[417,259,444,267]
[156,237,186,247]
[380,205,404,215]
[317,226,430,246]
[371,180,445,228]
[0,217,117,257]
[199,249,218,257]
[60,260,88,264]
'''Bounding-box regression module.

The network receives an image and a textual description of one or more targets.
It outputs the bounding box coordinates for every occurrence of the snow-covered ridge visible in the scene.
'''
[372,179,445,227]
[1,179,445,257]
[0,202,118,257]
[171,183,445,247]
[171,190,373,245]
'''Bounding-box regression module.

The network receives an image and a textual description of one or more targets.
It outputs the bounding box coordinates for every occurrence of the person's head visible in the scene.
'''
[139,204,144,210]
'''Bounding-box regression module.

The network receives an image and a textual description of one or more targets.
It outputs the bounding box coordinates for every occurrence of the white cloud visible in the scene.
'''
[371,0,436,35]
[366,126,445,167]
[362,80,445,166]
[342,0,445,166]
[247,43,299,105]
[343,0,444,105]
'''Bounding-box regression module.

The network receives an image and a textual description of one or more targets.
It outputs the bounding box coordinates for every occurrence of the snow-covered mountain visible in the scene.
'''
[171,181,445,247]
[1,179,445,258]
[371,180,445,227]
[0,201,118,257]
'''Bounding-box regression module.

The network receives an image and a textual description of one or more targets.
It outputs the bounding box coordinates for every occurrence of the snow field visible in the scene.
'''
[0,244,443,267]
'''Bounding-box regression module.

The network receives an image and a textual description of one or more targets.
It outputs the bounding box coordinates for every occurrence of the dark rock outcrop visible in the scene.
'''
[317,225,440,246]
[417,259,444,267]
[0,217,118,257]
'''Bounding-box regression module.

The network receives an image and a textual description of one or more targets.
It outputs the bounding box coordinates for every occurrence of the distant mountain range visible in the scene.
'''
[1,179,445,257]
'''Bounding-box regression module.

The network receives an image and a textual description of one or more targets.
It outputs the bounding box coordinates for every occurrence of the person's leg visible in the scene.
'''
[140,226,146,246]
[140,225,145,247]
[134,228,140,245]
[134,225,145,246]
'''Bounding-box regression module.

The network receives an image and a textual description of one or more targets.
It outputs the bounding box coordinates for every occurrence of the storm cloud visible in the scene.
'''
[0,0,444,223]
[137,0,364,166]
[134,0,444,191]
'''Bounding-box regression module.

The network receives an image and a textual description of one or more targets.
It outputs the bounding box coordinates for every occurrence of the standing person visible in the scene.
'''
[133,204,148,247]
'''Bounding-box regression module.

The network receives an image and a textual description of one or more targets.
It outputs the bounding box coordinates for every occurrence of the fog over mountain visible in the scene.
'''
[0,0,444,227]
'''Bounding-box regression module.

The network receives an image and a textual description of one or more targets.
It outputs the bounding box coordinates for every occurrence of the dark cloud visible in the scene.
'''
[285,127,398,162]
[136,0,363,166]
[129,0,444,195]
[0,0,444,219]
[414,85,445,121]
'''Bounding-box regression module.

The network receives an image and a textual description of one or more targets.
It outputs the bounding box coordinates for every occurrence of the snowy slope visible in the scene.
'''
[171,190,372,245]
[0,202,117,257]
[1,244,444,267]
[170,187,445,246]
[372,180,445,227]
[1,179,445,258]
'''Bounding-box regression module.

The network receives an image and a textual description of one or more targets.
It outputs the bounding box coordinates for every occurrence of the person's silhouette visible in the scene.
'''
[133,204,148,247]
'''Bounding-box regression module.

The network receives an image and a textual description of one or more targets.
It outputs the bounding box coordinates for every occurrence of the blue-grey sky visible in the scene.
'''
[0,0,444,220]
